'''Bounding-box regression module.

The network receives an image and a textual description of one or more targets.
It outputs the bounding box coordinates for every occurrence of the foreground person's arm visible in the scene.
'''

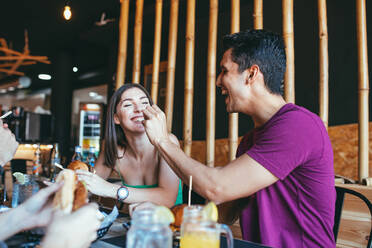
[41,203,101,248]
[142,105,278,204]
[0,119,19,167]
[0,182,62,241]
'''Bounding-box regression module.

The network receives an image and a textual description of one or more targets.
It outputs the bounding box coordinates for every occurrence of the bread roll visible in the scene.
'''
[67,160,89,171]
[72,181,88,211]
[53,169,88,213]
[171,204,187,230]
[52,169,76,214]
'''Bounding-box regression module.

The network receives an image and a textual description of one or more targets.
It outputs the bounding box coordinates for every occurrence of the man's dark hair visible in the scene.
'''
[223,29,286,95]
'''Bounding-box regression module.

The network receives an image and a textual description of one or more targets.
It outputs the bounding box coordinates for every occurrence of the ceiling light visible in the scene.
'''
[8,87,15,91]
[94,95,103,100]
[38,74,52,80]
[73,66,78,72]
[63,4,72,21]
[89,92,98,97]
[0,89,6,93]
[0,76,32,92]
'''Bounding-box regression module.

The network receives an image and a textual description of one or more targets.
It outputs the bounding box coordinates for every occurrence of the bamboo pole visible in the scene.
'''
[229,0,239,161]
[132,0,144,84]
[282,0,295,103]
[206,0,218,167]
[317,0,329,128]
[183,0,195,156]
[356,0,370,183]
[150,0,163,104]
[253,0,263,30]
[165,0,179,132]
[116,0,130,89]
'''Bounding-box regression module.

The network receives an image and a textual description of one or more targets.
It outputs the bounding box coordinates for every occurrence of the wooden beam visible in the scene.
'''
[183,0,195,156]
[253,0,263,30]
[206,0,218,167]
[165,0,179,132]
[318,0,329,129]
[151,0,163,104]
[356,0,370,182]
[229,0,240,161]
[115,0,130,89]
[282,0,295,103]
[132,0,144,84]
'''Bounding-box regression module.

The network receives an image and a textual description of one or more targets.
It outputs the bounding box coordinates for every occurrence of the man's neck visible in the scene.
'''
[251,95,287,128]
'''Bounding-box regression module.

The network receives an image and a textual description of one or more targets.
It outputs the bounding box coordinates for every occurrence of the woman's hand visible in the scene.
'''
[76,170,116,198]
[142,105,170,147]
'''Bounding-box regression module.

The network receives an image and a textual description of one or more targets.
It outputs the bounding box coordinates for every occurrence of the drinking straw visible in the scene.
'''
[188,175,192,207]
[0,111,12,119]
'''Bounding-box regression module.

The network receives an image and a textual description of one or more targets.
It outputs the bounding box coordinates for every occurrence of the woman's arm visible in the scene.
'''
[77,135,181,207]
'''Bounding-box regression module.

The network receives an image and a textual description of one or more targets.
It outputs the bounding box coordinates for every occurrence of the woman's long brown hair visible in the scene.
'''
[104,83,154,168]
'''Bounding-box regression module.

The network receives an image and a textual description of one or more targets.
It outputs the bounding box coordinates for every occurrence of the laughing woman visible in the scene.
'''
[77,84,182,207]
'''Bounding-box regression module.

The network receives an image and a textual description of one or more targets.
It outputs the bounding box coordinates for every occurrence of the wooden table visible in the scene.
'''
[92,217,271,248]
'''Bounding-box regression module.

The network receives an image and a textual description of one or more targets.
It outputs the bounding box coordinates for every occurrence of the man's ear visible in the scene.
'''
[114,113,120,125]
[245,65,260,85]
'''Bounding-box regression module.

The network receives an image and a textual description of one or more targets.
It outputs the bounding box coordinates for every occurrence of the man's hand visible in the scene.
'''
[0,119,19,166]
[142,105,170,147]
[42,203,101,248]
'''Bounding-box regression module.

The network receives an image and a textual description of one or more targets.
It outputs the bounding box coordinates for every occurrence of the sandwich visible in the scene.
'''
[67,160,89,171]
[52,168,88,214]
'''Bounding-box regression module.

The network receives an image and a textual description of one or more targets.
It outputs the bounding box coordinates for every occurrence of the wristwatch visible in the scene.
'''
[116,186,129,202]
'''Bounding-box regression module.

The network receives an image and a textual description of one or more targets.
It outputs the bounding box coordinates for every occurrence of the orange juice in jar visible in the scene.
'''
[180,205,233,248]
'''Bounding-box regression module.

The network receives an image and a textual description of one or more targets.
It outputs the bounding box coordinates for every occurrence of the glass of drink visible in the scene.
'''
[11,175,39,208]
[126,208,172,248]
[180,205,234,248]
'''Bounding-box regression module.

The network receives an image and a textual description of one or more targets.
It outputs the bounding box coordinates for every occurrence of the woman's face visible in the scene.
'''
[114,87,150,133]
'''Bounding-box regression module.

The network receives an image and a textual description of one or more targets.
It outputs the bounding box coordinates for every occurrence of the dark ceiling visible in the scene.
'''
[0,0,231,94]
[0,0,124,92]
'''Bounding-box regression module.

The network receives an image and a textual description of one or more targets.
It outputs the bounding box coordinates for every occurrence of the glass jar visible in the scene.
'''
[12,175,39,208]
[126,208,172,248]
[180,205,234,248]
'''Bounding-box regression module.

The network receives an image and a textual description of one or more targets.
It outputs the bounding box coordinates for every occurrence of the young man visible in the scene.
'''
[143,29,335,247]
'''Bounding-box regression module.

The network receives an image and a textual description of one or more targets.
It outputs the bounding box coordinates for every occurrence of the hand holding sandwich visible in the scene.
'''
[0,182,63,240]
[42,203,101,248]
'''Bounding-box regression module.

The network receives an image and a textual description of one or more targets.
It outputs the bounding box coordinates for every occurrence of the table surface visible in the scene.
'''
[92,216,270,248]
[4,214,269,248]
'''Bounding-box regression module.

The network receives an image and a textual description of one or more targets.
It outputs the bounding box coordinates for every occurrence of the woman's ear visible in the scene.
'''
[114,113,120,125]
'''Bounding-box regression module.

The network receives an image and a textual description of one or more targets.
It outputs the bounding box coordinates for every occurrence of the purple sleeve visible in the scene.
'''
[246,111,323,180]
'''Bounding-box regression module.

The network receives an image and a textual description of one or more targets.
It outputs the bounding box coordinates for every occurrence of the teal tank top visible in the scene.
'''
[119,172,183,205]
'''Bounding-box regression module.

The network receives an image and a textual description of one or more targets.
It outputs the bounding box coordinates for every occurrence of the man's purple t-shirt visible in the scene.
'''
[237,103,336,247]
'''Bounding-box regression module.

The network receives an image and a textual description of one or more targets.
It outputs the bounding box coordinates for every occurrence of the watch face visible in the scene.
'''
[118,187,129,200]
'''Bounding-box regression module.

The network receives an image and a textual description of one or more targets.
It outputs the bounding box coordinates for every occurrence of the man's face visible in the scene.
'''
[216,49,248,113]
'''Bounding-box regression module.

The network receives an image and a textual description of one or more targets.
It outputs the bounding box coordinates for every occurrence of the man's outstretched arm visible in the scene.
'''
[143,105,278,204]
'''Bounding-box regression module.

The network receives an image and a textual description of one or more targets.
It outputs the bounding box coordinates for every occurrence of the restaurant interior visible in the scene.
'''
[0,0,372,247]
